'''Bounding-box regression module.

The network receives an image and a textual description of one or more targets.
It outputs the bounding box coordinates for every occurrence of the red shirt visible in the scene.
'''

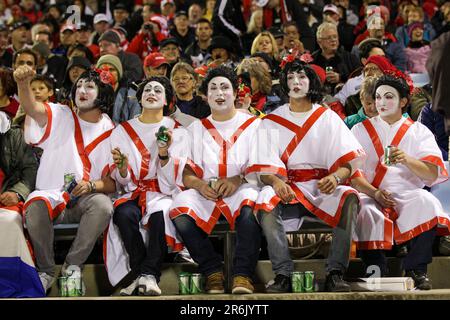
[0,97,19,118]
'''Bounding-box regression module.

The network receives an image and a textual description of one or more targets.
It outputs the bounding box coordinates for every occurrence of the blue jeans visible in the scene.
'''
[173,205,261,277]
[258,194,359,277]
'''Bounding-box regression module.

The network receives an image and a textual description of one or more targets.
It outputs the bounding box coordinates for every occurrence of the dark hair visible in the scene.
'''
[31,74,54,91]
[372,74,410,100]
[13,48,38,66]
[196,18,212,27]
[68,44,95,63]
[0,67,17,97]
[70,70,115,114]
[359,39,384,60]
[282,21,298,32]
[200,65,238,95]
[136,76,174,114]
[280,59,323,103]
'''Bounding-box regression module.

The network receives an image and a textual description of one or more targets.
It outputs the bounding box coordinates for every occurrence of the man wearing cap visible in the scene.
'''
[170,11,196,52]
[75,23,100,60]
[185,18,212,68]
[161,0,177,19]
[144,52,170,78]
[127,16,165,62]
[92,13,111,46]
[52,24,77,57]
[159,37,182,76]
[7,20,32,55]
[321,4,355,52]
[99,30,143,83]
[96,54,141,124]
[208,35,237,68]
[113,3,133,39]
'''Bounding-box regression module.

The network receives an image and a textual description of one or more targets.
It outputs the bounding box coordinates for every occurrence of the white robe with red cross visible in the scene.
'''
[246,103,366,231]
[104,116,191,286]
[351,116,450,250]
[23,103,114,221]
[169,111,261,235]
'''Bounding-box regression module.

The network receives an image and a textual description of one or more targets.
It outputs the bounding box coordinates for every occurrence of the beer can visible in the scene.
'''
[58,276,68,297]
[304,271,315,292]
[190,273,203,294]
[156,126,169,148]
[208,177,219,190]
[178,272,191,295]
[291,271,305,293]
[384,145,393,166]
[326,66,333,72]
[64,173,75,188]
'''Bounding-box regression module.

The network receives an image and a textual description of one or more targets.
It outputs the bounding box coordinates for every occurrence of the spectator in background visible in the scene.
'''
[0,24,12,68]
[321,4,355,52]
[0,0,11,25]
[170,11,196,52]
[161,0,177,19]
[99,30,143,83]
[113,3,133,38]
[75,22,100,60]
[312,22,360,95]
[13,48,37,72]
[96,54,141,124]
[53,24,77,57]
[251,31,279,69]
[188,3,204,26]
[185,18,213,67]
[67,44,95,64]
[32,42,67,87]
[159,37,182,76]
[170,62,210,119]
[332,0,359,26]
[20,0,42,25]
[92,13,111,45]
[7,20,32,55]
[208,35,237,68]
[344,75,379,129]
[203,0,215,21]
[127,18,164,62]
[56,56,91,104]
[395,6,436,48]
[242,10,264,56]
[355,13,407,72]
[280,22,305,57]
[144,52,170,78]
[418,103,449,161]
[404,22,432,74]
[0,67,19,118]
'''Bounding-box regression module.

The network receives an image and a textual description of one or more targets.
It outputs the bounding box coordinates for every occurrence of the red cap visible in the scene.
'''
[309,64,326,84]
[144,52,169,68]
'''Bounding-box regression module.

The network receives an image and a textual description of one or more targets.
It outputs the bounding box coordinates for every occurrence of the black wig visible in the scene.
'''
[372,74,410,101]
[136,76,174,114]
[199,65,238,96]
[280,59,323,104]
[70,70,115,114]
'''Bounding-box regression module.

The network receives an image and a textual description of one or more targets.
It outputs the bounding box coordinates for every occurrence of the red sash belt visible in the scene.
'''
[287,169,328,182]
[133,179,161,210]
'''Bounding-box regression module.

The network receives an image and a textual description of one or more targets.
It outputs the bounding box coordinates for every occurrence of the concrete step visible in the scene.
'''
[47,257,450,297]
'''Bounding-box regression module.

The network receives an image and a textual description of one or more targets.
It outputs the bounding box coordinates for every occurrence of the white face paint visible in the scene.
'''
[287,71,310,99]
[375,85,401,118]
[207,76,235,112]
[75,78,99,110]
[141,81,166,110]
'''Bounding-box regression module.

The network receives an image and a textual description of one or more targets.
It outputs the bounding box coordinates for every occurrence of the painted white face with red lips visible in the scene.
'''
[75,79,99,110]
[142,81,166,110]
[375,85,401,117]
[287,70,310,99]
[207,76,235,112]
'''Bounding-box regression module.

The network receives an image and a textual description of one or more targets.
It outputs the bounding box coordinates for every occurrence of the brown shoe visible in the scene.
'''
[231,275,254,294]
[205,271,225,294]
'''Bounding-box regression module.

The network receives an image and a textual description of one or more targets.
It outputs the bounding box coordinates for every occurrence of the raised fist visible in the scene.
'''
[13,65,36,84]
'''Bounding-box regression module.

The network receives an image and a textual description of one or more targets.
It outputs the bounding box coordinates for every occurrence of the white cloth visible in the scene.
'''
[23,103,114,220]
[0,111,10,134]
[334,74,363,106]
[105,117,190,286]
[169,112,261,234]
[351,116,450,249]
[246,103,365,230]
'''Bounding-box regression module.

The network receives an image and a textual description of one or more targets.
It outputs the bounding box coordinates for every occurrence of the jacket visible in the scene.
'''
[418,103,448,160]
[0,127,37,200]
[112,83,142,124]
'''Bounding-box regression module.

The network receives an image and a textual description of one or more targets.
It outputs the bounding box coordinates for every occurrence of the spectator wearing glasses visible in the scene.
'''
[170,62,210,119]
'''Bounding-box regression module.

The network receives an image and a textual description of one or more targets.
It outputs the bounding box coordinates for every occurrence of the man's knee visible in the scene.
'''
[113,202,139,226]
[86,194,114,219]
[25,200,52,227]
[338,193,360,227]
[173,214,196,235]
[257,205,282,228]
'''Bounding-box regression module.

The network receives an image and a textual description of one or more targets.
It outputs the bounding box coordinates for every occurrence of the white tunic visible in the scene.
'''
[246,103,365,230]
[105,116,191,286]
[169,112,261,234]
[351,116,450,249]
[23,103,114,220]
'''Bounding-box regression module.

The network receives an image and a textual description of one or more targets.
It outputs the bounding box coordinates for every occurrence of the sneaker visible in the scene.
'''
[205,271,225,294]
[325,270,351,292]
[138,274,161,296]
[231,275,254,294]
[61,264,86,296]
[439,235,450,256]
[265,274,291,293]
[174,247,195,264]
[38,272,55,293]
[405,270,432,290]
[120,278,139,296]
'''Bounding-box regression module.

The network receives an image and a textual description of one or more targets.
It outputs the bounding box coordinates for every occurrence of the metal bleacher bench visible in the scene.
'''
[54,216,333,291]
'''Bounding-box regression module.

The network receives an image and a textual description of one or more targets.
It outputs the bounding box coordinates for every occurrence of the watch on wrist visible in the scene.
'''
[158,153,169,160]
[333,173,342,185]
